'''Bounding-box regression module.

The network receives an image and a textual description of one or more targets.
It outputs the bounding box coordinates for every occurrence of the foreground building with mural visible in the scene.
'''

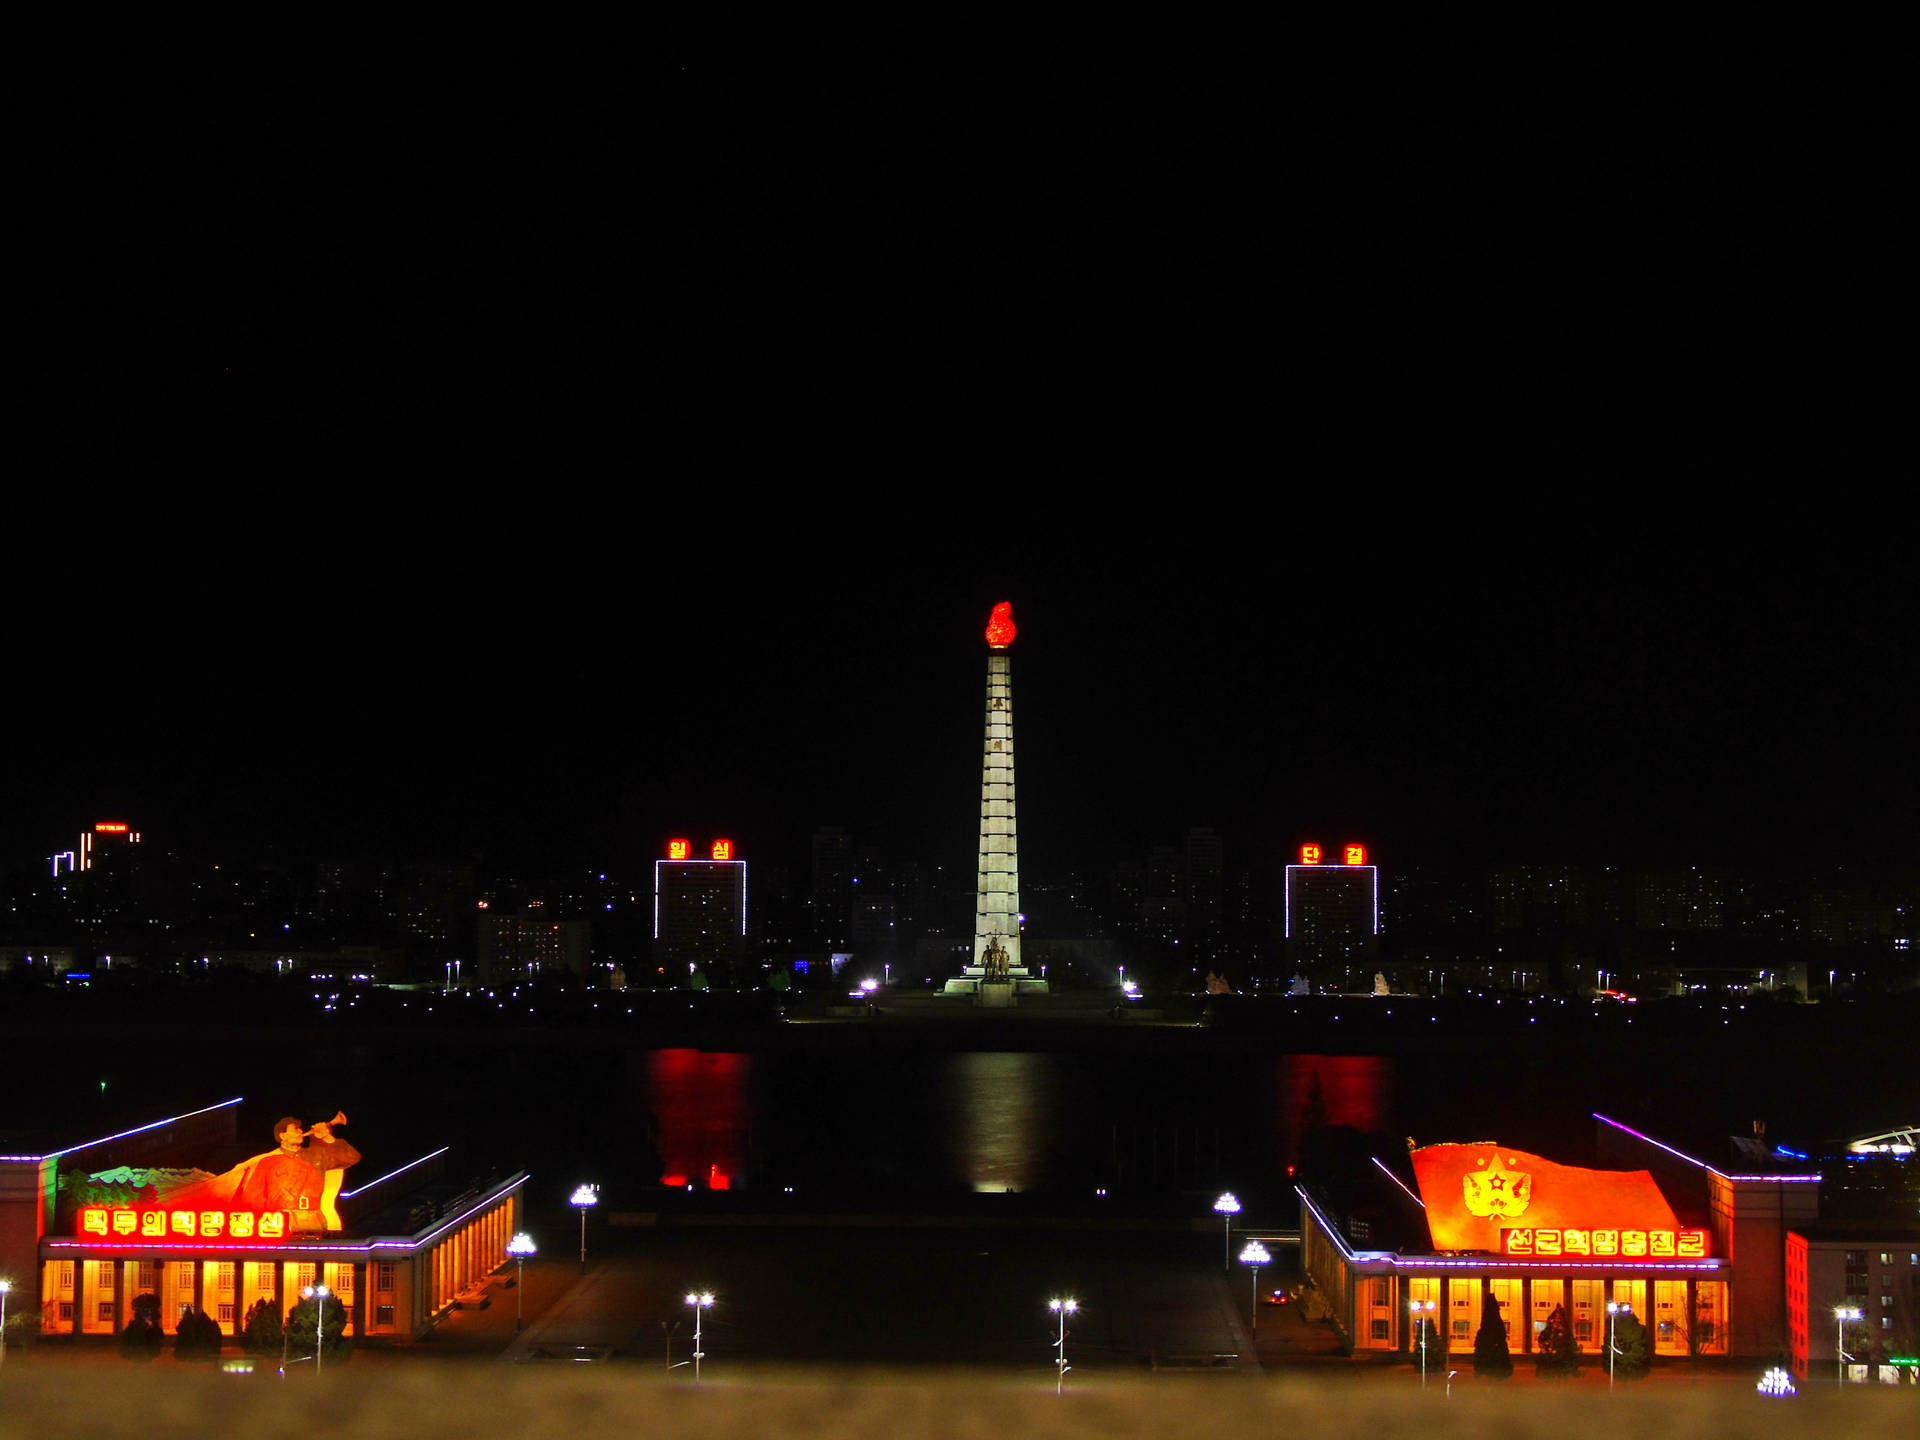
[1300,1113,1918,1381]
[0,1098,524,1342]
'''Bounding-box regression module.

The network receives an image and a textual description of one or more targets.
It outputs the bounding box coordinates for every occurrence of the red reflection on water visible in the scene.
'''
[1277,1054,1393,1166]
[645,1050,750,1190]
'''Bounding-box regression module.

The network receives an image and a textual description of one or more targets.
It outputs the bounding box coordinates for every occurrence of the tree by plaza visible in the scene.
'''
[1610,1307,1650,1380]
[1472,1290,1513,1379]
[1532,1302,1579,1378]
[118,1292,164,1362]
[1415,1311,1448,1372]
[284,1288,352,1365]
[241,1296,284,1357]
[172,1305,224,1361]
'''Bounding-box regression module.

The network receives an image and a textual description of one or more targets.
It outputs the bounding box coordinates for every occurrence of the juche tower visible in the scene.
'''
[975,600,1022,974]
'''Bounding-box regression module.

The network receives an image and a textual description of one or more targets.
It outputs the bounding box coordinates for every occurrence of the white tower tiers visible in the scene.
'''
[975,647,1022,972]
[947,601,1047,997]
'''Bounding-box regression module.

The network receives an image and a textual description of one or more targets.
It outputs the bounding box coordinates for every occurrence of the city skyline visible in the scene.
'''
[8,543,1913,886]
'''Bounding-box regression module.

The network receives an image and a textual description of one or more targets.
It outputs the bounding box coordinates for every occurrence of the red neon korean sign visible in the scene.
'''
[667,839,690,860]
[78,1206,290,1243]
[1503,1227,1707,1259]
[1344,844,1368,865]
[94,822,130,833]
[1299,843,1323,865]
[710,839,733,860]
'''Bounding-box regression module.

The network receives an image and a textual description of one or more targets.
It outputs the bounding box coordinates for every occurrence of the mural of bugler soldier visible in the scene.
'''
[164,1112,361,1233]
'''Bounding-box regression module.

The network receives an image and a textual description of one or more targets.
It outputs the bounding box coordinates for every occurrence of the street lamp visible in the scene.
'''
[1239,1241,1271,1335]
[1410,1298,1437,1388]
[506,1232,537,1329]
[571,1184,599,1271]
[1606,1301,1630,1392]
[1049,1298,1077,1394]
[302,1284,331,1378]
[685,1292,714,1381]
[1834,1305,1862,1386]
[1213,1192,1241,1272]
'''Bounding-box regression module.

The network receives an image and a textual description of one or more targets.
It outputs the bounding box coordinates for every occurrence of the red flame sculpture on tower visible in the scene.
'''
[985,601,1016,649]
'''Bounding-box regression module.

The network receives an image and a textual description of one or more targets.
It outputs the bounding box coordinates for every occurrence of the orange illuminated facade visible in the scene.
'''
[6,1099,527,1346]
[984,600,1016,649]
[1287,1118,1835,1363]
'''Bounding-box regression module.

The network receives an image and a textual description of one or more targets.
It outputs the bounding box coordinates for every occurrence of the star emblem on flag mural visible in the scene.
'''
[1461,1153,1534,1218]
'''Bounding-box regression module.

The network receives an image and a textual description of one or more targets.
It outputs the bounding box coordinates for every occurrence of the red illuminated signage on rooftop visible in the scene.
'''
[985,601,1016,649]
[710,839,733,860]
[79,1205,289,1243]
[1344,844,1368,865]
[1299,843,1322,865]
[667,839,690,860]
[94,822,130,833]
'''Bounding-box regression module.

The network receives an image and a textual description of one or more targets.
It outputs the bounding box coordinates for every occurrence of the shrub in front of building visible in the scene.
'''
[1609,1309,1650,1379]
[285,1289,352,1365]
[172,1306,224,1361]
[1533,1303,1579,1378]
[1472,1291,1513,1379]
[241,1297,284,1357]
[119,1292,164,1362]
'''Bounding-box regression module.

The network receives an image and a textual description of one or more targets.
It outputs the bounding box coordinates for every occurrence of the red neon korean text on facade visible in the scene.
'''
[94,822,130,833]
[79,1206,290,1243]
[1344,844,1367,865]
[1503,1227,1707,1259]
[667,839,690,861]
[1299,843,1323,865]
[710,839,733,860]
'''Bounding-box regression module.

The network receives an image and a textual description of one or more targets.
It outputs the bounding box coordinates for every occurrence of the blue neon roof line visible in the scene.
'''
[1372,1156,1426,1208]
[1593,1113,1821,1183]
[34,1097,245,1161]
[339,1147,449,1200]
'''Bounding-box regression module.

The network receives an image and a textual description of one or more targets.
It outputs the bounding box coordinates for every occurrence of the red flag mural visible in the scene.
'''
[1410,1143,1681,1254]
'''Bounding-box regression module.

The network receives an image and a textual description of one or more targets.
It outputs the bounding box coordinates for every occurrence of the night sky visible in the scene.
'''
[15,51,1909,884]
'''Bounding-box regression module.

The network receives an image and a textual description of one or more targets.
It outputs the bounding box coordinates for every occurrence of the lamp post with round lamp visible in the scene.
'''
[685,1292,713,1381]
[570,1184,599,1272]
[1410,1298,1436,1388]
[1239,1241,1271,1335]
[506,1232,537,1329]
[302,1284,332,1378]
[1213,1192,1241,1272]
[1834,1305,1862,1386]
[1606,1301,1630,1392]
[1049,1298,1077,1394]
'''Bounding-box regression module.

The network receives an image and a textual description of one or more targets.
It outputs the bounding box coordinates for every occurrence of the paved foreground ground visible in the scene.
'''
[503,1225,1257,1374]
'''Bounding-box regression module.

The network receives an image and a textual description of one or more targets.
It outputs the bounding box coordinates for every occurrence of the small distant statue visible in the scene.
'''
[1205,971,1232,994]
[1373,972,1390,996]
[983,935,1011,979]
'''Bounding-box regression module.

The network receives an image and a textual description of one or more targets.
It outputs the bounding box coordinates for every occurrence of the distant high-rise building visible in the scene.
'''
[1184,827,1223,934]
[1144,845,1186,944]
[656,838,748,986]
[478,906,591,984]
[1286,843,1379,982]
[55,820,141,877]
[1632,868,1729,931]
[809,826,852,945]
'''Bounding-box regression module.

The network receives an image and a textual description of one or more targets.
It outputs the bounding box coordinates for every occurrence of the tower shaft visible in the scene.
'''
[974,650,1021,970]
